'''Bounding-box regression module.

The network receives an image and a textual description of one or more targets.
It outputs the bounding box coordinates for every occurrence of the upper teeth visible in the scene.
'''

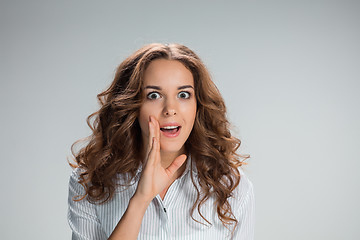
[162,126,178,129]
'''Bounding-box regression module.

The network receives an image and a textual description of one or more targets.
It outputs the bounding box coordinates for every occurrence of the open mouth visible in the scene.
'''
[160,126,181,134]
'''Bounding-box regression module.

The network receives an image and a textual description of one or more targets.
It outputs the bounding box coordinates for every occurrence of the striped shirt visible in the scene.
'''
[68,157,255,240]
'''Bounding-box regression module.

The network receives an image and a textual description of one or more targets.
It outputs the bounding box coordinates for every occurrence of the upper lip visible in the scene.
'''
[159,122,181,129]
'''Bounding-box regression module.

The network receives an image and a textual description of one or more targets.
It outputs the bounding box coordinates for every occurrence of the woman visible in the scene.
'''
[68,43,255,240]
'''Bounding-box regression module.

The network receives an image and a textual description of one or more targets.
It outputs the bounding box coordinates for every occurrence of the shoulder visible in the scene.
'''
[230,167,256,239]
[67,167,109,239]
[232,166,254,206]
[69,167,85,183]
[68,167,87,197]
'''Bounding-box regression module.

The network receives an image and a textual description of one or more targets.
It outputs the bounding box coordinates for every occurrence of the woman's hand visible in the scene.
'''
[134,116,187,203]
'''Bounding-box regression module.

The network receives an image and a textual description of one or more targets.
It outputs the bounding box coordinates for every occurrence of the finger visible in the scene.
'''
[165,154,187,177]
[147,116,155,153]
[153,117,160,143]
[146,137,157,166]
[152,117,161,163]
[155,136,161,164]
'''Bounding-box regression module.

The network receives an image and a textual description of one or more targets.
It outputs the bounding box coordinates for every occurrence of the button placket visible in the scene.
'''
[155,195,170,236]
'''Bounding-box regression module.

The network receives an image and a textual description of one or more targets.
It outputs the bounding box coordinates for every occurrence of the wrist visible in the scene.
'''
[130,193,152,210]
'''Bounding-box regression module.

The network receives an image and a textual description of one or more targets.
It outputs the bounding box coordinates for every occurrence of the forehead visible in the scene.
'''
[143,59,194,87]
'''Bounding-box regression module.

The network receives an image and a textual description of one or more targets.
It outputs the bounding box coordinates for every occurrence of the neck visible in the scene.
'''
[161,147,188,179]
[140,143,187,178]
[160,149,185,169]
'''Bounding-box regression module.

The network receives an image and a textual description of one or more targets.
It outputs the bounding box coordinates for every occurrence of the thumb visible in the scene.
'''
[165,154,187,177]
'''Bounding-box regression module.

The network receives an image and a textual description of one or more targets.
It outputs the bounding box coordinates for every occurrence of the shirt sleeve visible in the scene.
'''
[68,168,108,240]
[232,175,255,240]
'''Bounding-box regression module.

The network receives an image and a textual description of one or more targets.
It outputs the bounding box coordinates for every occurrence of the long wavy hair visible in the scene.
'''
[70,43,249,233]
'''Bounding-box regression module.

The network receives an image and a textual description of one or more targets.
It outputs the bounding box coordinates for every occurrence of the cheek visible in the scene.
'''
[138,107,150,136]
[138,103,162,135]
[189,99,197,116]
[180,100,197,124]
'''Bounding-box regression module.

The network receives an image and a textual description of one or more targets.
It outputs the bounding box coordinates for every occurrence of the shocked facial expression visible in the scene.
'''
[138,59,197,155]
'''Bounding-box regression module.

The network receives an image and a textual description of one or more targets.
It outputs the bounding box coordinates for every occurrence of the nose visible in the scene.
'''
[163,99,177,116]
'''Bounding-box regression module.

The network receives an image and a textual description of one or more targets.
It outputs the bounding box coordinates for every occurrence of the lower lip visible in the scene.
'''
[161,127,181,138]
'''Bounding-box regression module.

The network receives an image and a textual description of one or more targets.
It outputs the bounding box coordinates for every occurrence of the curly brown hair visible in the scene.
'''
[70,43,249,233]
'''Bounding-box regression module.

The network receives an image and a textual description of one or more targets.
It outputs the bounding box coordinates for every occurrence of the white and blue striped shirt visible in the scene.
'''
[68,157,255,240]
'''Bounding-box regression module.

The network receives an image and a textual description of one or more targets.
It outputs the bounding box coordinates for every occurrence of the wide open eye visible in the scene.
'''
[178,91,191,99]
[147,92,161,100]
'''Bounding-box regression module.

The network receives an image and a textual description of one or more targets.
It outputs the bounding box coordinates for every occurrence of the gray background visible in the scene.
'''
[1,0,359,239]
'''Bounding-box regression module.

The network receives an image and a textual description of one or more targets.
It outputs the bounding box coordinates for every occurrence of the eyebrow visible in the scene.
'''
[144,85,194,90]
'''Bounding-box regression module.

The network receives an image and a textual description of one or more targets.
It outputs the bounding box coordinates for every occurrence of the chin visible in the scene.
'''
[159,142,185,155]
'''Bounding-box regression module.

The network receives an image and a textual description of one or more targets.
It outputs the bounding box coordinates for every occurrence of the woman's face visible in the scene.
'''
[138,59,197,156]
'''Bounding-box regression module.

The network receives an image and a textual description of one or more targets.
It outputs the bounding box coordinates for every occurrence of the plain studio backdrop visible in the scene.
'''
[1,0,359,239]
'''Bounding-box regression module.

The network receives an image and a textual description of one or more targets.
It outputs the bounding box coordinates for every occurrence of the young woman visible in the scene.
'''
[68,43,255,240]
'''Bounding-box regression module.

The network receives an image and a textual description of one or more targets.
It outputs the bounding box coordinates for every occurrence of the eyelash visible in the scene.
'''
[146,91,192,100]
[178,91,191,99]
[147,92,161,100]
